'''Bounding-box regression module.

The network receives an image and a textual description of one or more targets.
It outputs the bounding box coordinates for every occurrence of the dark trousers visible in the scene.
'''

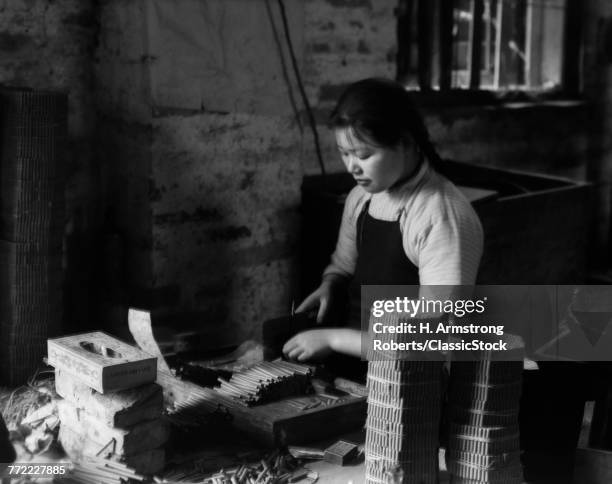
[0,414,15,464]
[520,362,609,483]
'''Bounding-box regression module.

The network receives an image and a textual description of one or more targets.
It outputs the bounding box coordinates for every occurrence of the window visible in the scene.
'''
[397,0,581,96]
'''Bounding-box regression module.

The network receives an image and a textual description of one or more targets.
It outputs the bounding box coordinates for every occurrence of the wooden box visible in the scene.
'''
[228,391,367,446]
[47,331,157,393]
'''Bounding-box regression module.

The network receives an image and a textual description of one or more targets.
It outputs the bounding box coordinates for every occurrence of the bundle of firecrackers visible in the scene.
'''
[214,361,313,407]
[59,455,148,483]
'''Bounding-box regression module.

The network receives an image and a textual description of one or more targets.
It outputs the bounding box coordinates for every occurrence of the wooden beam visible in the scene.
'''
[469,0,485,89]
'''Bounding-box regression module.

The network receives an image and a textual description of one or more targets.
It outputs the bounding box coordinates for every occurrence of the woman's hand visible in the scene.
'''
[282,329,336,362]
[296,275,344,323]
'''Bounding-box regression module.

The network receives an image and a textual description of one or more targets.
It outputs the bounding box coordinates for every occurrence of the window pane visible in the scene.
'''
[397,0,420,90]
[497,0,528,88]
[450,0,566,90]
[525,0,566,90]
[451,0,473,88]
[482,0,501,87]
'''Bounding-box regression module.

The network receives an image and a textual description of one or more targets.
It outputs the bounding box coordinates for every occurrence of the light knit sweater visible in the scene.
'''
[323,160,484,286]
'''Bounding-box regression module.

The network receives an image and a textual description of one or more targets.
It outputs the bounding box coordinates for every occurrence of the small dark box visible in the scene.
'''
[323,440,358,466]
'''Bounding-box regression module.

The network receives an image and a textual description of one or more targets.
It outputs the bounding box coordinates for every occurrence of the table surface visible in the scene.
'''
[305,444,450,484]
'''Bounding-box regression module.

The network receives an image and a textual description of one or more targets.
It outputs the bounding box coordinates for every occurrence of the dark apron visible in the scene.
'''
[326,199,420,381]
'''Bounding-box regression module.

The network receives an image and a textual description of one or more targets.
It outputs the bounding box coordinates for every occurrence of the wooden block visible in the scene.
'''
[59,424,165,475]
[57,400,169,456]
[324,440,358,466]
[55,370,162,428]
[47,331,157,393]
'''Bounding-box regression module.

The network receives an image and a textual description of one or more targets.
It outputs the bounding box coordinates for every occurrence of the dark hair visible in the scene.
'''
[330,78,443,169]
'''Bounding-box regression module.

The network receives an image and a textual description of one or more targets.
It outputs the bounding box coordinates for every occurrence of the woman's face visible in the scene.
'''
[335,127,418,193]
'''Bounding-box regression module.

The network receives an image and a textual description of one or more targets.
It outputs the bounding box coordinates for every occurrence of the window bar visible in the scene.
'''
[514,0,527,86]
[439,0,454,90]
[525,0,536,88]
[484,1,492,76]
[431,0,441,88]
[562,0,581,95]
[469,0,485,89]
[396,0,414,81]
[493,0,503,88]
[417,0,434,90]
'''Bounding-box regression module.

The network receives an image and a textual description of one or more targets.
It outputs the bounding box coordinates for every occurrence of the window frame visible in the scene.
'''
[395,0,583,106]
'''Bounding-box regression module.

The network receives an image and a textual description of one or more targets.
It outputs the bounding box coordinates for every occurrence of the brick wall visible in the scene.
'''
[94,0,611,342]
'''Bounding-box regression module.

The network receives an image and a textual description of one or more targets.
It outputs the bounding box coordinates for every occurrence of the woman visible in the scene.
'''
[283,77,483,361]
[284,79,523,484]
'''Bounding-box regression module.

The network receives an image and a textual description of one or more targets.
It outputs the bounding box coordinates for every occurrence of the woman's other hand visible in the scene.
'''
[282,329,336,362]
